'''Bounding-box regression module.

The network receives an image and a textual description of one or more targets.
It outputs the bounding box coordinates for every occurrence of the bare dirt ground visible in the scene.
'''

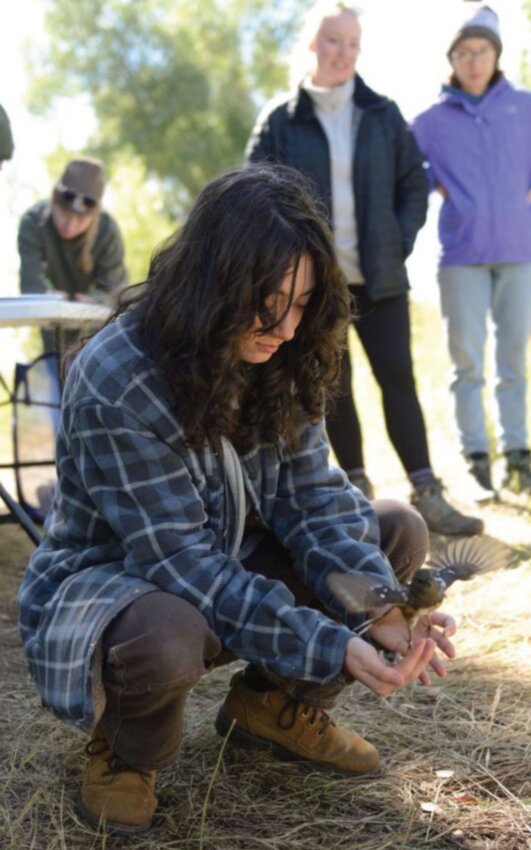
[0,301,530,850]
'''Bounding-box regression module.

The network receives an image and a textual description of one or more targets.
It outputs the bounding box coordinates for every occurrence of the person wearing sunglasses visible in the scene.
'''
[16,158,129,518]
[18,156,128,305]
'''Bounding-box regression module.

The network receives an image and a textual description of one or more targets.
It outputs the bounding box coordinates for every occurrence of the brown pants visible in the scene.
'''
[100,500,428,769]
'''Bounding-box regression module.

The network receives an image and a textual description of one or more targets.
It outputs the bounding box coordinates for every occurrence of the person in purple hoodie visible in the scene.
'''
[412,5,531,500]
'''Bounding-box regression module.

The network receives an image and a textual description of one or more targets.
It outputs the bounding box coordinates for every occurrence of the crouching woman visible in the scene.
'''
[18,165,455,835]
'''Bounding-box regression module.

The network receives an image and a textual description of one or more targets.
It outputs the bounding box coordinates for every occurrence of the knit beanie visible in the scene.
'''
[447,5,502,59]
[0,104,14,161]
[52,157,105,275]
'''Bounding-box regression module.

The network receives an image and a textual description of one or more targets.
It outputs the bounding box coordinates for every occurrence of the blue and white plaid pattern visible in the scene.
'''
[18,313,394,728]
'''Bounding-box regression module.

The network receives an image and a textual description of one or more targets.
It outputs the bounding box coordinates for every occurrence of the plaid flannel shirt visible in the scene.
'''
[18,313,394,728]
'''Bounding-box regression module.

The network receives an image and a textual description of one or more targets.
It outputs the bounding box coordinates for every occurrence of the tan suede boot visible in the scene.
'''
[215,672,379,775]
[78,726,157,834]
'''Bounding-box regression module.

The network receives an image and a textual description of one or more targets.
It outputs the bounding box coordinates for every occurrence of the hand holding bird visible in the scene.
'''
[328,536,512,643]
[330,537,513,694]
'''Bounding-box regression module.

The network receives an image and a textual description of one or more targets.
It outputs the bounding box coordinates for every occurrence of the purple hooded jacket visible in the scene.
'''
[412,78,531,267]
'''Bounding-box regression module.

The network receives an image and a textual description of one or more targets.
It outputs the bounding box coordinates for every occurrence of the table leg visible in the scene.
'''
[0,481,42,545]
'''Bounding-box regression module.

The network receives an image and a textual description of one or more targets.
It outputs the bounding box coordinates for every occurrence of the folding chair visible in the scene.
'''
[0,352,60,539]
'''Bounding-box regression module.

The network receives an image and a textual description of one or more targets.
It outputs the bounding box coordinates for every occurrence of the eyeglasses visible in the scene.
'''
[451,46,495,63]
[55,181,98,211]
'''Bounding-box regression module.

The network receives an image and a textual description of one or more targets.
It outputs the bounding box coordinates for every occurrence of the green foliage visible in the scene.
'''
[25,0,307,217]
[105,153,175,285]
[23,0,309,282]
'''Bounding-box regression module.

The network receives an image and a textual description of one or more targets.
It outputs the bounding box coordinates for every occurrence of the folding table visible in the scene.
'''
[0,295,110,544]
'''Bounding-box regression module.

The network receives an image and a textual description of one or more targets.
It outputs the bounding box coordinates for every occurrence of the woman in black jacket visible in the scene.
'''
[246,0,482,536]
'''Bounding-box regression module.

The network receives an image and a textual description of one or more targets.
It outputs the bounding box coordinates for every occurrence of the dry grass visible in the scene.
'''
[0,301,530,850]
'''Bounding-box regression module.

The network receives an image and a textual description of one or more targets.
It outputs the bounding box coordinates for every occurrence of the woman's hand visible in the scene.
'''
[367,607,456,685]
[343,634,436,698]
[342,608,457,696]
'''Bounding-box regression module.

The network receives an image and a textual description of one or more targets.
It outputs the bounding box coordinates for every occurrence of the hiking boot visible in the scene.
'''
[465,453,496,504]
[411,479,483,537]
[347,472,375,500]
[503,450,531,495]
[78,725,157,834]
[215,671,379,775]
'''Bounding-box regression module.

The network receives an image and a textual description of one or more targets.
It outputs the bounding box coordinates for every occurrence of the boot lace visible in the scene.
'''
[278,697,334,737]
[85,735,152,779]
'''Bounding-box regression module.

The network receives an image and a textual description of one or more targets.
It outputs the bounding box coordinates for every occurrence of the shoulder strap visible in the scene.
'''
[220,436,246,557]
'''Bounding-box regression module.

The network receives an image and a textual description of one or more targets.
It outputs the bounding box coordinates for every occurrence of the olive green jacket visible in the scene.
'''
[18,200,128,301]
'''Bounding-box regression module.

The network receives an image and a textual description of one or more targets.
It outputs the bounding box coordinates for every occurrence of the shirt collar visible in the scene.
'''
[301,76,355,114]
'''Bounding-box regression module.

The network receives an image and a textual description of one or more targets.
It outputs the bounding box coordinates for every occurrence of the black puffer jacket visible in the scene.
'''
[246,75,428,301]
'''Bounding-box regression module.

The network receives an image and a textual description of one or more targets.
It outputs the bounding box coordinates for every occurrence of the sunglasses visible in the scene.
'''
[55,182,98,211]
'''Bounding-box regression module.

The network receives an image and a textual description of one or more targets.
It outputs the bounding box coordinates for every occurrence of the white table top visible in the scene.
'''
[0,295,111,329]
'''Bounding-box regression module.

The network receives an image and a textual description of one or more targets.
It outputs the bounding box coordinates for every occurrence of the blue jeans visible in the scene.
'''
[438,263,531,456]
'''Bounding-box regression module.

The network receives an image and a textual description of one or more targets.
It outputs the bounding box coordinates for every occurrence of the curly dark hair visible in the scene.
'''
[113,164,351,452]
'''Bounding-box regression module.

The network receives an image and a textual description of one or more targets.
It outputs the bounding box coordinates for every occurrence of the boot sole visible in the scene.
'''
[76,797,153,835]
[215,709,379,776]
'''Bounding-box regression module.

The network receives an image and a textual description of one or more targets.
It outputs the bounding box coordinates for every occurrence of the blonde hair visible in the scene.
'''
[289,0,363,87]
[78,212,101,276]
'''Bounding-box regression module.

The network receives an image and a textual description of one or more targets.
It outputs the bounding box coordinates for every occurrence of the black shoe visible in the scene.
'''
[465,453,496,503]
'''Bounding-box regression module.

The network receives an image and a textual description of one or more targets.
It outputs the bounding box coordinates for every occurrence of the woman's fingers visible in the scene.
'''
[430,631,455,660]
[427,650,448,678]
[357,639,435,697]
[396,638,435,682]
[344,636,405,691]
[430,610,457,638]
[390,636,411,657]
[354,652,405,691]
[345,634,444,697]
[424,615,456,660]
[412,612,456,679]
[356,668,404,697]
[353,609,458,694]
[418,669,431,686]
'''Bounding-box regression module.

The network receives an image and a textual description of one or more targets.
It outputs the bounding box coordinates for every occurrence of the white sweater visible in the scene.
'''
[303,76,364,285]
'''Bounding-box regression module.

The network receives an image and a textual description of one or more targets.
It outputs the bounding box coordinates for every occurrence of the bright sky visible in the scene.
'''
[0,0,529,300]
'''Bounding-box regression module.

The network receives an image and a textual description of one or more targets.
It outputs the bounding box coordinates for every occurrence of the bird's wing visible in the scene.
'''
[326,571,409,613]
[426,536,515,583]
[429,564,477,590]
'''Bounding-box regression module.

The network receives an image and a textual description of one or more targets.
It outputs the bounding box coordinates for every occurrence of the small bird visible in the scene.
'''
[327,537,513,646]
